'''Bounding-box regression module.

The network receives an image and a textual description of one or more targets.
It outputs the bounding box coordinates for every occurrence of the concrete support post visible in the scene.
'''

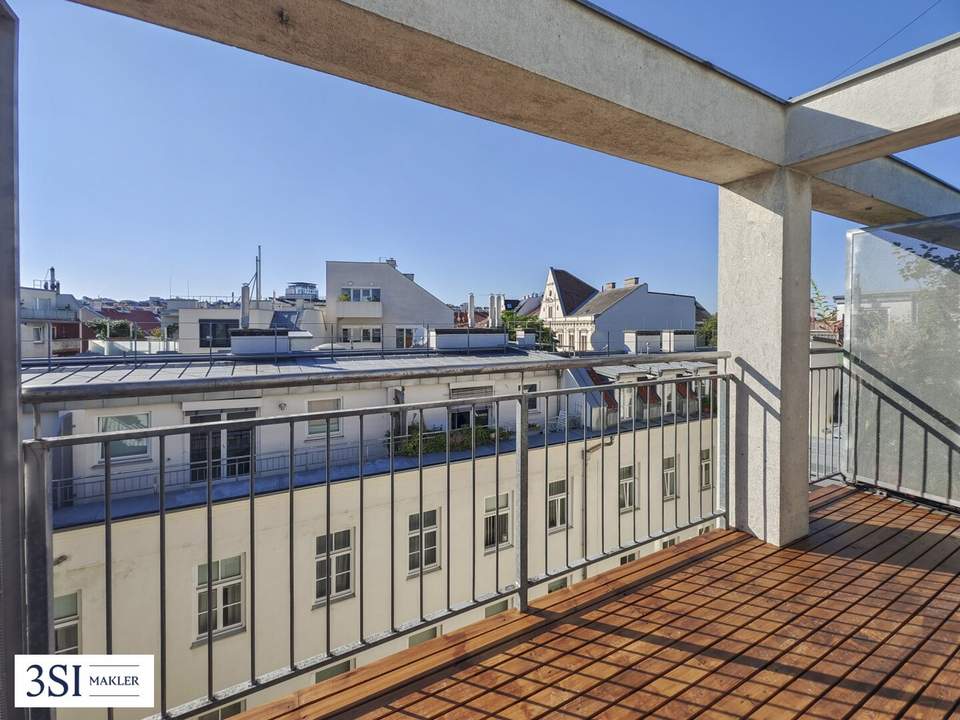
[0,4,20,719]
[718,168,811,546]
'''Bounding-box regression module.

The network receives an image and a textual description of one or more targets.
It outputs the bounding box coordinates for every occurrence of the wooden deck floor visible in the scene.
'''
[244,486,960,720]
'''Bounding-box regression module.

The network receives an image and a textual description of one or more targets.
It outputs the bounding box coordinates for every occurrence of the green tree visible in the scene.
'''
[499,309,557,350]
[811,280,837,323]
[696,313,717,347]
[85,319,147,340]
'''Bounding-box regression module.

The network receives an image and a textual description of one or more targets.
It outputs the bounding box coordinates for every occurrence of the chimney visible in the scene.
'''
[497,294,505,324]
[603,281,616,291]
[385,258,398,268]
[241,284,251,328]
[624,277,639,287]
[467,293,475,328]
[488,294,497,327]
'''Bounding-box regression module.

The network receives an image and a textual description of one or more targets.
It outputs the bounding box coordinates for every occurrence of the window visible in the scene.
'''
[484,599,510,618]
[618,465,635,511]
[341,327,382,343]
[547,478,568,530]
[620,553,636,566]
[661,538,677,550]
[663,456,678,499]
[395,326,421,348]
[199,319,239,348]
[449,387,493,429]
[315,529,353,602]
[340,287,381,302]
[54,592,80,655]
[567,333,575,350]
[32,325,43,343]
[700,449,712,489]
[578,332,587,351]
[196,555,244,638]
[664,385,674,414]
[521,383,538,411]
[408,625,440,648]
[307,398,341,437]
[547,577,569,594]
[408,509,439,574]
[315,659,355,683]
[98,414,150,461]
[198,701,246,720]
[483,493,510,551]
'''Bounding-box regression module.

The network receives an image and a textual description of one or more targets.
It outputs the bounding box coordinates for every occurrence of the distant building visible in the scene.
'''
[284,281,320,301]
[538,268,695,353]
[19,273,83,358]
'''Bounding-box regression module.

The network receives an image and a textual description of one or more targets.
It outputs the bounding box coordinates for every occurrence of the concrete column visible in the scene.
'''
[0,3,21,718]
[718,168,811,546]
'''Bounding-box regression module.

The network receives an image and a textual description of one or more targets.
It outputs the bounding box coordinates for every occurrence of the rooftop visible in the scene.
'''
[244,485,960,720]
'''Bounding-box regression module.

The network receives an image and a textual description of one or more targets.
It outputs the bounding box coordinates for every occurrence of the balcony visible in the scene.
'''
[243,485,960,720]
[20,305,77,322]
[336,301,383,319]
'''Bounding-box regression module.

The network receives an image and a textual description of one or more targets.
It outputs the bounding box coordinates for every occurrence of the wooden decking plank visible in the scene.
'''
[359,491,905,720]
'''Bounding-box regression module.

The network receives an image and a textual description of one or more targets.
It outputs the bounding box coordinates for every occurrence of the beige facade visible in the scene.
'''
[52,411,718,720]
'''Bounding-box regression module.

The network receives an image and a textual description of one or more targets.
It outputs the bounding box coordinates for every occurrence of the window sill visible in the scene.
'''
[312,591,354,610]
[406,565,441,580]
[190,625,245,648]
[547,524,572,535]
[483,543,513,556]
[304,434,345,443]
[619,506,636,515]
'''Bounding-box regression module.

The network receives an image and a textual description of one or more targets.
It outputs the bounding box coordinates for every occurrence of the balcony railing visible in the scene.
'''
[20,305,78,322]
[20,356,730,720]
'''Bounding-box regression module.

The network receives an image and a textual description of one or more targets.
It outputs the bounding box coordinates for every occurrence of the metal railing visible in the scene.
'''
[21,363,730,720]
[808,348,960,508]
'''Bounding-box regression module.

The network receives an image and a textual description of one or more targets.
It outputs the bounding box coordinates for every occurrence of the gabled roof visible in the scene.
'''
[550,268,597,315]
[572,284,640,317]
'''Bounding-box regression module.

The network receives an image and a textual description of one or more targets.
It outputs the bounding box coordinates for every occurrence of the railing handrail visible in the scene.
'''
[25,372,727,450]
[20,350,730,405]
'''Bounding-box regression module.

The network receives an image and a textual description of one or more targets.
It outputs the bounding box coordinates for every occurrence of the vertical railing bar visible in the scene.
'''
[897,412,905,492]
[582,392,588,566]
[922,429,929,498]
[288,421,296,669]
[853,376,861,484]
[494,400,501,595]
[632,385,638,544]
[358,416,365,643]
[564,393,570,569]
[686,379,692,526]
[249,427,257,685]
[616,387,622,550]
[874,394,881,488]
[837,365,843,475]
[205,431,213,701]
[698,379,704,522]
[159,436,167,717]
[673,379,679,532]
[516,395,529,611]
[660,381,666,535]
[543,392,548,577]
[471,402,477,603]
[445,411,451,613]
[418,414,424,622]
[599,393,605,556]
[389,412,396,633]
[819,369,824,479]
[101,439,115,720]
[325,420,332,656]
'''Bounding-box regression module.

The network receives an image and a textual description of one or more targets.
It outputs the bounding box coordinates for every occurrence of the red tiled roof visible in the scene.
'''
[96,308,161,329]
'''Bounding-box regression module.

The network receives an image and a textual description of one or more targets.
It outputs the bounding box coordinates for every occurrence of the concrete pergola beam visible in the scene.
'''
[788,33,960,175]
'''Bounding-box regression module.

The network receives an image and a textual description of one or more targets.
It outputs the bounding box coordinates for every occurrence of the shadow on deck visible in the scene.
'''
[241,485,960,720]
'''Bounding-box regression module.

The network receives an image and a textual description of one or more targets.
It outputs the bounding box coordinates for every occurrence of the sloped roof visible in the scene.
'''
[572,284,639,317]
[514,295,542,317]
[550,268,597,315]
[695,300,712,322]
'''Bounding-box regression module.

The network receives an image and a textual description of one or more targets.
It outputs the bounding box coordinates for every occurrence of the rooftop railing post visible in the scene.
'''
[516,393,529,612]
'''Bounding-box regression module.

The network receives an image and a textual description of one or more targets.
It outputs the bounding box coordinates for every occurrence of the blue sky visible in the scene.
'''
[13,0,960,309]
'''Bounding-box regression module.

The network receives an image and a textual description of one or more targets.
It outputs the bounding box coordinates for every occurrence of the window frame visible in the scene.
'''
[618,464,636,511]
[31,325,43,343]
[407,509,440,575]
[196,555,245,640]
[198,318,240,348]
[315,528,354,604]
[53,591,80,655]
[522,383,539,411]
[340,287,381,303]
[547,477,569,531]
[483,492,511,552]
[306,397,342,438]
[663,456,678,500]
[699,449,713,490]
[97,413,151,462]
